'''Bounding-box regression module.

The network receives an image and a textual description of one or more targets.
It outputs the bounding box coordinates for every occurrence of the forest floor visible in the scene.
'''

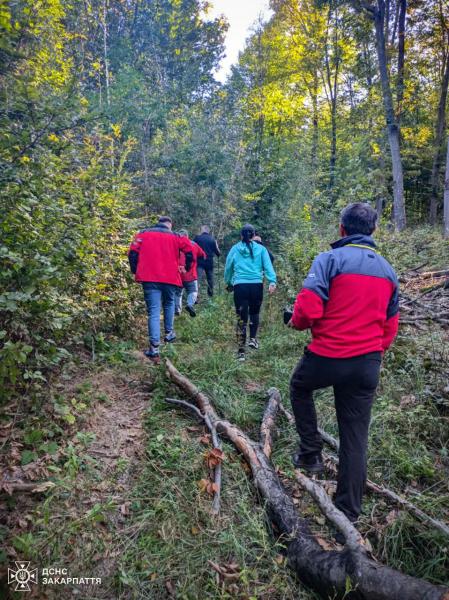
[1,257,449,598]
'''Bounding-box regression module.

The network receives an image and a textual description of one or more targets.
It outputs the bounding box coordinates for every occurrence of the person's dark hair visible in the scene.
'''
[241,223,255,258]
[158,216,172,225]
[340,203,377,236]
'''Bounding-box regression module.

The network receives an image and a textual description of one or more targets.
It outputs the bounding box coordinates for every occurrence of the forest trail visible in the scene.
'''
[58,366,148,598]
[1,359,152,599]
[2,290,449,598]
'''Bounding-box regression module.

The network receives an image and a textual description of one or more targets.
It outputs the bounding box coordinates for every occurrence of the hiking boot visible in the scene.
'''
[333,529,346,545]
[144,347,161,365]
[331,517,359,545]
[237,348,246,361]
[185,305,196,318]
[175,309,181,316]
[248,338,259,349]
[164,331,177,343]
[292,450,324,474]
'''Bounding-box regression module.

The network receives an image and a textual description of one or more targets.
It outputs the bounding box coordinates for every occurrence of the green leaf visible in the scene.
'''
[21,450,37,465]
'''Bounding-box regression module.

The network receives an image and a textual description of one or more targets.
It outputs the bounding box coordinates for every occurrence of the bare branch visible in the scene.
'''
[165,397,222,515]
[295,469,365,552]
[260,388,281,458]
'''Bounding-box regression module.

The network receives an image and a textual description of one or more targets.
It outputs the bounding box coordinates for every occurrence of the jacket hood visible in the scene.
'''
[236,241,255,257]
[331,234,376,250]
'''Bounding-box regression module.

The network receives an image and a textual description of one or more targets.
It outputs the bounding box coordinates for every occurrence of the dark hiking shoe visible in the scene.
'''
[237,348,246,361]
[332,528,346,545]
[248,338,259,349]
[144,347,161,365]
[175,309,181,316]
[164,331,177,343]
[292,451,324,474]
[331,518,359,546]
[185,305,196,317]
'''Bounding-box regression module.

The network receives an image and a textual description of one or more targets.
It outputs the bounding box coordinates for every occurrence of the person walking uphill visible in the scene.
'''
[128,216,193,364]
[288,203,399,537]
[175,229,206,317]
[225,224,277,361]
[194,226,221,298]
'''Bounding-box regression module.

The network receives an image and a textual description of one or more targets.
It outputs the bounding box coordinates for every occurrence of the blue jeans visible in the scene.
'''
[142,282,178,346]
[175,280,198,312]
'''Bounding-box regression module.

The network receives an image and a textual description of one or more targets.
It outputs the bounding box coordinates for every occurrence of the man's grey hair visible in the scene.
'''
[201,225,210,234]
[340,203,377,236]
[178,228,189,237]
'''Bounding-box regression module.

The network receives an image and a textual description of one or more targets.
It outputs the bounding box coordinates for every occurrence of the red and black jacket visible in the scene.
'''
[180,241,206,283]
[128,224,193,287]
[291,234,399,358]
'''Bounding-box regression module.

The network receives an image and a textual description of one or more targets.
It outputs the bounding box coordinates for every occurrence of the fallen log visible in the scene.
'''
[165,359,449,600]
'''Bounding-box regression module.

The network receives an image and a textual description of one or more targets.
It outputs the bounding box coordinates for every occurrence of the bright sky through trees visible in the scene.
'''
[207,0,272,82]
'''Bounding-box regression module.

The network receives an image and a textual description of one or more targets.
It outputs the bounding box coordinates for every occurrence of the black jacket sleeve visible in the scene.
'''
[128,250,139,274]
[184,251,193,272]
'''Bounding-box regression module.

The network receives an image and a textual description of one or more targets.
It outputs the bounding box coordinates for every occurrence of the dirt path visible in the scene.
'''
[1,359,151,599]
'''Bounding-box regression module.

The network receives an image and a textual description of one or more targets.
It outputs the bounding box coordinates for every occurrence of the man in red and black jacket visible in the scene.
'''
[175,229,206,317]
[288,203,399,532]
[128,216,193,363]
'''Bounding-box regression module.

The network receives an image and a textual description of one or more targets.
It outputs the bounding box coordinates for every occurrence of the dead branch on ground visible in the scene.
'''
[165,359,449,600]
[279,404,449,539]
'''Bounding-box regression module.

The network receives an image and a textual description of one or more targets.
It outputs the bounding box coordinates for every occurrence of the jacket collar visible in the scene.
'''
[149,223,171,233]
[331,234,376,250]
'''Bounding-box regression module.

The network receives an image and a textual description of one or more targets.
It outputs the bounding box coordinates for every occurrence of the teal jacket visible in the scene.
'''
[224,241,277,286]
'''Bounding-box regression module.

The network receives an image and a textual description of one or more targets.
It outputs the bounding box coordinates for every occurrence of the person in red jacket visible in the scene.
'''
[175,229,206,317]
[288,202,399,536]
[128,216,193,363]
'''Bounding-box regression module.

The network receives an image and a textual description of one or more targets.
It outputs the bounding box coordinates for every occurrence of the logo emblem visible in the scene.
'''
[8,561,38,592]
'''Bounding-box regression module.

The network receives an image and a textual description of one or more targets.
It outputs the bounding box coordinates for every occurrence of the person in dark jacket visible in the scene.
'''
[194,226,221,298]
[288,203,399,535]
[128,216,193,363]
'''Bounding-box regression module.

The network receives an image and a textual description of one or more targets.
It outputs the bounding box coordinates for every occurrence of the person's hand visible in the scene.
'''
[268,283,276,294]
[226,284,234,293]
[179,266,186,274]
[287,319,294,328]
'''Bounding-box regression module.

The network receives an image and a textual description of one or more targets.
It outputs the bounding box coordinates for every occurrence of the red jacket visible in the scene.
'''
[291,235,399,358]
[180,241,206,282]
[128,223,193,286]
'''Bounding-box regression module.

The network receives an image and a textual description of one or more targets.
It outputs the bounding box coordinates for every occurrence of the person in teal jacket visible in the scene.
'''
[224,224,277,360]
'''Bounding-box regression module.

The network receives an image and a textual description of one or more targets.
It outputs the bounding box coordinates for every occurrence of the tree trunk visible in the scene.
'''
[376,195,384,219]
[325,1,340,198]
[373,0,406,230]
[429,50,449,225]
[396,0,406,123]
[444,136,449,237]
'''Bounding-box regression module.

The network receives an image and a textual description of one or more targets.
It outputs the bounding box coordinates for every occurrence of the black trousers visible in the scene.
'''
[198,265,214,297]
[290,349,381,521]
[233,283,263,347]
